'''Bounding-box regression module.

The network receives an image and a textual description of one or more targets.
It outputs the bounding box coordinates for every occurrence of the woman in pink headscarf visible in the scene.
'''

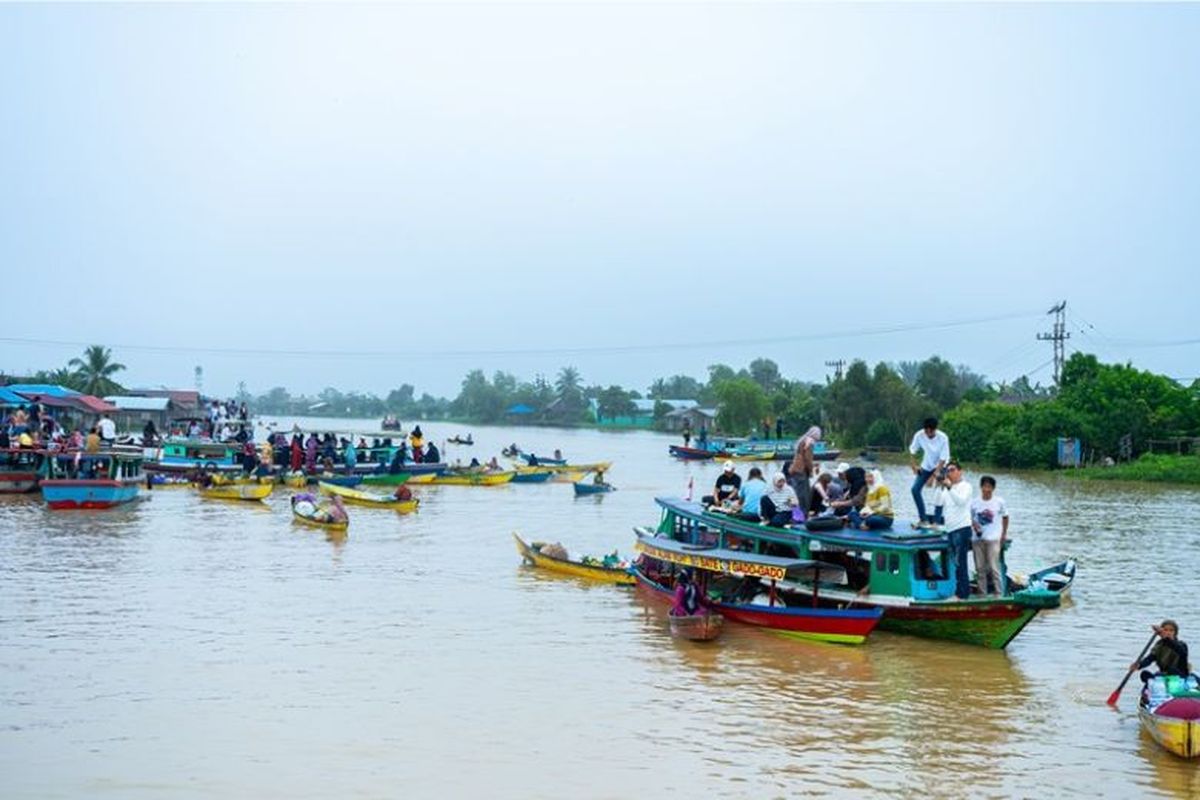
[787,426,821,507]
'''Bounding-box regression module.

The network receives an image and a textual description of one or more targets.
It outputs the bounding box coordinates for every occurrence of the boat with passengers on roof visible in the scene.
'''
[638,497,1065,649]
[40,447,145,509]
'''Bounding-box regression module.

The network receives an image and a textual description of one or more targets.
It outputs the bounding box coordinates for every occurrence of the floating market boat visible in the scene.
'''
[1139,676,1200,758]
[41,449,144,510]
[358,462,448,483]
[1008,558,1076,598]
[198,480,274,501]
[668,444,725,460]
[0,447,45,493]
[644,497,1064,649]
[632,530,883,645]
[290,494,349,531]
[513,533,635,586]
[511,467,554,484]
[447,435,474,446]
[516,450,567,466]
[430,470,515,486]
[318,481,419,512]
[574,481,615,495]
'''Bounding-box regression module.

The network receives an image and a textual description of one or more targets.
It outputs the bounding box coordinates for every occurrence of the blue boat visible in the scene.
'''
[512,469,554,484]
[574,481,616,495]
[41,449,144,510]
[149,438,240,474]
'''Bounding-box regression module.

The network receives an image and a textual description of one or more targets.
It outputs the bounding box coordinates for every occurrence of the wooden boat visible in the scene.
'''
[0,447,44,493]
[147,473,195,489]
[513,533,635,586]
[1006,558,1076,598]
[1139,677,1200,758]
[359,462,448,482]
[291,495,349,531]
[643,497,1065,649]
[306,474,363,488]
[517,450,567,466]
[669,611,724,641]
[633,532,883,645]
[511,468,554,484]
[668,444,724,460]
[283,472,309,488]
[199,481,274,501]
[574,481,615,495]
[549,470,587,484]
[430,470,515,486]
[447,436,474,446]
[318,481,419,512]
[41,449,144,510]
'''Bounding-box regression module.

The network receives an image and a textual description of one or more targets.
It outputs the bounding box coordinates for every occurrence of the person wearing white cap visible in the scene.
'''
[703,460,742,509]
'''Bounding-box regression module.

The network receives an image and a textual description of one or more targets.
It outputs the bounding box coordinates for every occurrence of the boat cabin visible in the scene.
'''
[0,447,47,493]
[155,438,239,470]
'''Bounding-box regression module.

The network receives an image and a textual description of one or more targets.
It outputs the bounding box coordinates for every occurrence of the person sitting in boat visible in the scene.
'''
[759,472,799,527]
[356,438,369,462]
[142,419,158,447]
[553,449,563,461]
[1131,621,1192,682]
[469,457,481,469]
[845,469,893,531]
[242,440,259,474]
[86,427,101,454]
[409,426,424,461]
[393,485,413,502]
[388,442,409,473]
[809,471,833,515]
[327,494,349,524]
[487,456,500,471]
[734,467,768,521]
[527,453,539,466]
[703,461,742,509]
[670,570,706,617]
[423,441,440,464]
[829,466,868,520]
[592,469,610,488]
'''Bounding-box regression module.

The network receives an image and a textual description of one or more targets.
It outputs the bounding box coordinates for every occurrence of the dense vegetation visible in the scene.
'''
[13,346,1199,475]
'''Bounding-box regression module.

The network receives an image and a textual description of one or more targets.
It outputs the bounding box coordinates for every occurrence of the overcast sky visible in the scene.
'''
[2,3,1197,399]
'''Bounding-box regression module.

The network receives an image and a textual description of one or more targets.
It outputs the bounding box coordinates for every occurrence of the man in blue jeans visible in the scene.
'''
[940,461,974,600]
[908,417,950,528]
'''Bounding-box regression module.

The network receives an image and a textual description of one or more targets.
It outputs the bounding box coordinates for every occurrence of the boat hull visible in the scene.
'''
[318,481,419,512]
[668,445,723,460]
[291,507,349,531]
[1140,702,1200,758]
[573,482,615,495]
[41,480,141,510]
[431,471,515,486]
[513,533,635,585]
[199,482,274,501]
[0,471,39,493]
[635,568,881,645]
[669,612,724,641]
[511,469,553,483]
[877,601,1040,649]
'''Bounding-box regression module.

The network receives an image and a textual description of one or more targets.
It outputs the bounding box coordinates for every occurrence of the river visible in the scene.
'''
[2,419,1198,798]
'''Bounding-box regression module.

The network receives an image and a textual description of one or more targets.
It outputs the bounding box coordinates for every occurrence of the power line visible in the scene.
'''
[0,309,1044,361]
[1036,301,1070,386]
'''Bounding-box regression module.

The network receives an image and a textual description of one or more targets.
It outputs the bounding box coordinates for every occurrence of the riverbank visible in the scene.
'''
[1061,454,1200,485]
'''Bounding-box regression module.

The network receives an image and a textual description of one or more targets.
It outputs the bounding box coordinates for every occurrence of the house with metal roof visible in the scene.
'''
[106,396,174,433]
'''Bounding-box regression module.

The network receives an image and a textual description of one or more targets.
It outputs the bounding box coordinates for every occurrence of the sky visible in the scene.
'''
[2,2,1198,399]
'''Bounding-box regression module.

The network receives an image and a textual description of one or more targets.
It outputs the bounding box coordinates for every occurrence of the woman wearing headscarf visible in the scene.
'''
[829,465,868,519]
[787,426,821,513]
[849,469,895,530]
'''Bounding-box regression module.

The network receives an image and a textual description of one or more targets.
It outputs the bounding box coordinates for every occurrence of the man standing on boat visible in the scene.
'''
[940,460,973,600]
[788,426,821,513]
[909,417,950,528]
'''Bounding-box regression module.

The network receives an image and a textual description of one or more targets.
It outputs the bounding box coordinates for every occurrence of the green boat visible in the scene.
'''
[359,472,411,487]
[649,498,1064,649]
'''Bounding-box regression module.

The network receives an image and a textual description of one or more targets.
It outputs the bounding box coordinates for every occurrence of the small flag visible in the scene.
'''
[686,476,694,501]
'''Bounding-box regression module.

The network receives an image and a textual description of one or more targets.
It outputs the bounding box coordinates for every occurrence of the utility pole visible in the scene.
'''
[1036,301,1070,386]
[825,359,846,381]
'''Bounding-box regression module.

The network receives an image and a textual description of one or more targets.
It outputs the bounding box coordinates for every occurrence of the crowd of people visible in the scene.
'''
[697,416,1012,601]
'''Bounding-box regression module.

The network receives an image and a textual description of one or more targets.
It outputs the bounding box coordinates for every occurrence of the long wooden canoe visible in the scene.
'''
[513,533,635,586]
[199,482,274,501]
[318,481,419,513]
[430,470,515,486]
[669,612,724,641]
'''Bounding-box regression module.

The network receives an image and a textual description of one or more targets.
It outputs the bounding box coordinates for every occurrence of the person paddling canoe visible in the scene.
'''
[1129,620,1192,682]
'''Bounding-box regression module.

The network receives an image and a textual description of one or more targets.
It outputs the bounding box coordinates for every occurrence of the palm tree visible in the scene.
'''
[68,345,126,396]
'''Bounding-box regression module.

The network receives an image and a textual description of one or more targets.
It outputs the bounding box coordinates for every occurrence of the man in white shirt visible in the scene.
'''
[909,417,950,528]
[97,414,117,444]
[940,460,973,600]
[970,475,1009,597]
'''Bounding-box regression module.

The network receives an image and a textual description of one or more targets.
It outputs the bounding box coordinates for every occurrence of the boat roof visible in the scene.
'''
[655,497,953,551]
[634,530,846,582]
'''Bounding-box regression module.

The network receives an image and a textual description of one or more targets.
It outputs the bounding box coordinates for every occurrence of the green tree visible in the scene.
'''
[915,356,961,410]
[68,345,126,396]
[748,358,782,393]
[648,374,703,400]
[714,378,769,435]
[597,385,635,421]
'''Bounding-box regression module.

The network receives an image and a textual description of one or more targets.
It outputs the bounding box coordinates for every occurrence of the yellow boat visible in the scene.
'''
[430,470,515,486]
[283,472,308,488]
[515,461,612,474]
[318,481,419,513]
[199,482,274,501]
[405,473,436,484]
[513,533,635,586]
[291,496,349,531]
[1139,692,1200,758]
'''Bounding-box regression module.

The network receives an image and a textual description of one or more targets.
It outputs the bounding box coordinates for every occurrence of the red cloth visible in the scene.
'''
[1156,698,1200,720]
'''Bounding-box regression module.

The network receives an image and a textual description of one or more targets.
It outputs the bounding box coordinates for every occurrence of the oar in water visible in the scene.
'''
[1107,633,1158,706]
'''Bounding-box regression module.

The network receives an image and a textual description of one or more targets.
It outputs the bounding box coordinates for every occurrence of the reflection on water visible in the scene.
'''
[2,419,1198,798]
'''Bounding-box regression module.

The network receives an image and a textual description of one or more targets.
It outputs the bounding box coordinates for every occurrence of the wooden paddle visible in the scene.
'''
[1107,633,1157,706]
